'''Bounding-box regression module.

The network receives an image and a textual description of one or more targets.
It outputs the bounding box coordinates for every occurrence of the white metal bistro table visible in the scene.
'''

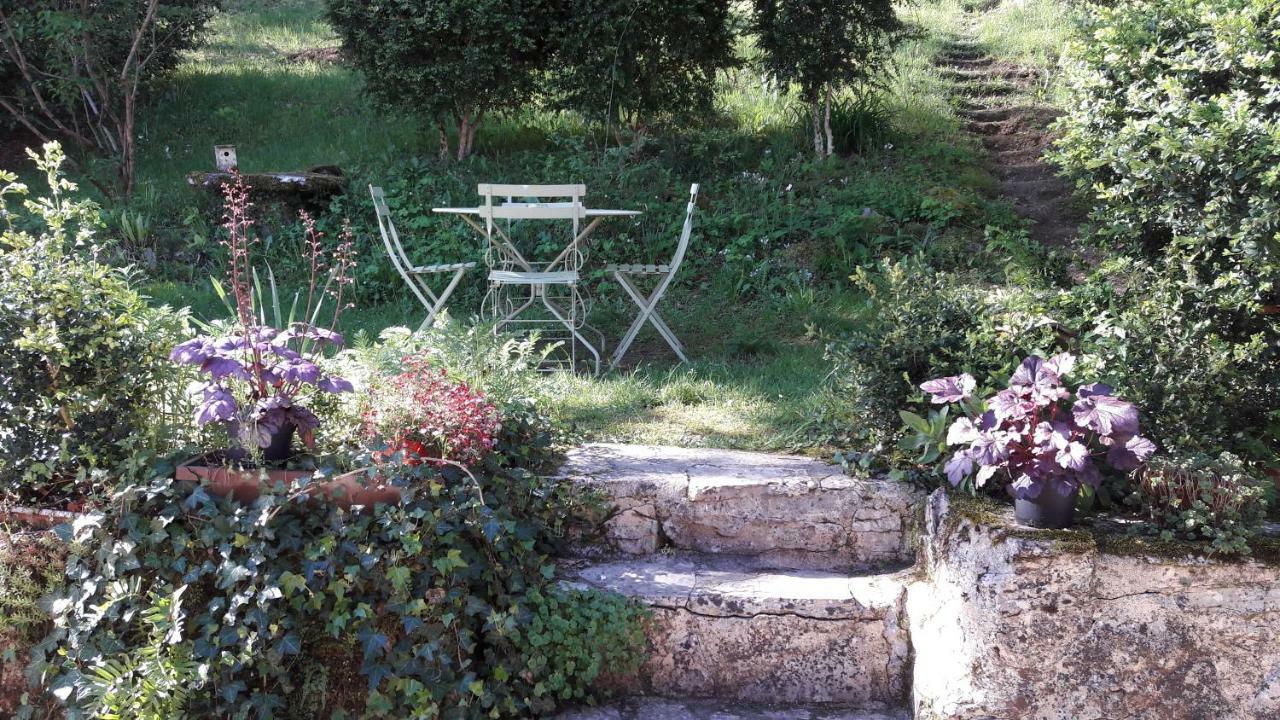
[431,205,641,273]
[432,204,641,372]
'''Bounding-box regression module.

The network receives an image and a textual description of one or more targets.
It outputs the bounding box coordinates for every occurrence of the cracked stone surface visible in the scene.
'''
[909,489,1280,719]
[569,556,913,705]
[552,698,910,720]
[558,443,923,570]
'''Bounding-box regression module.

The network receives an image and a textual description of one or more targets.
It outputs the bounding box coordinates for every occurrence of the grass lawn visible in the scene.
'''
[119,0,1074,453]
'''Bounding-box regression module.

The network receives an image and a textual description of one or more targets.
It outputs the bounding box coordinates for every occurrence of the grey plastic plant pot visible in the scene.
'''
[1014,488,1078,529]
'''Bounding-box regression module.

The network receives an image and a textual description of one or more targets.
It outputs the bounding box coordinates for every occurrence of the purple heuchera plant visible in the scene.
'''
[170,174,356,451]
[922,353,1155,500]
[172,323,353,449]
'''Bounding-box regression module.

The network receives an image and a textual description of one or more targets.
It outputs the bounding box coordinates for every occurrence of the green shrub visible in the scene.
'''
[1079,264,1280,465]
[512,587,649,714]
[325,0,562,160]
[751,0,903,157]
[824,258,1009,454]
[550,0,736,133]
[0,146,190,502]
[31,454,645,717]
[1125,451,1270,555]
[0,0,218,196]
[1051,0,1280,310]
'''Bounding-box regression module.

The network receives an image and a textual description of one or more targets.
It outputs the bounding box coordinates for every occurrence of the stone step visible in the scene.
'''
[567,555,913,705]
[554,698,910,719]
[558,443,922,571]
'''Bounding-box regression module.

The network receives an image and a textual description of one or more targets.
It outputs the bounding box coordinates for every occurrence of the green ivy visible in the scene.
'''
[28,456,647,718]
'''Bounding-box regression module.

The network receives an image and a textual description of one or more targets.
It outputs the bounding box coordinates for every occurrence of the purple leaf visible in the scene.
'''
[1055,441,1090,471]
[920,374,976,404]
[170,338,214,365]
[1077,382,1113,399]
[1107,434,1156,471]
[202,356,250,380]
[1045,352,1076,378]
[989,389,1034,421]
[944,451,973,486]
[1009,474,1042,499]
[286,405,320,432]
[276,359,321,384]
[1073,394,1139,436]
[317,376,354,394]
[195,387,237,425]
[975,464,1000,487]
[946,417,979,445]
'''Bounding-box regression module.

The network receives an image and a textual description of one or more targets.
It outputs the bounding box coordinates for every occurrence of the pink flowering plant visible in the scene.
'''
[169,174,356,451]
[362,355,501,466]
[917,353,1156,500]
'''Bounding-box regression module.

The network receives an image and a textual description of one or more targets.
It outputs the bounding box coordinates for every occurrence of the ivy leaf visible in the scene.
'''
[275,632,301,656]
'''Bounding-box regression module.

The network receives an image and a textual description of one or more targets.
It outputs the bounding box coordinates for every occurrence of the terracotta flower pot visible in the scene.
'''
[175,465,401,510]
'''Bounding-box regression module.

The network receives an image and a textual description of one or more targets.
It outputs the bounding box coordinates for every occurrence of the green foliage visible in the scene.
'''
[80,583,198,720]
[0,146,191,502]
[0,528,66,717]
[1051,0,1280,310]
[32,450,643,718]
[751,0,903,103]
[549,0,737,132]
[1125,451,1270,555]
[1076,265,1280,465]
[0,0,219,195]
[824,258,1000,454]
[512,587,649,714]
[325,0,561,159]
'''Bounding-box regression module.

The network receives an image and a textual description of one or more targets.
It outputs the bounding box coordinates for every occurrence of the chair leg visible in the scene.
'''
[542,289,600,375]
[610,272,687,368]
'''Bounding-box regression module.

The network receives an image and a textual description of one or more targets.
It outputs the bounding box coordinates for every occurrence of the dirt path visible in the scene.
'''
[935,28,1087,258]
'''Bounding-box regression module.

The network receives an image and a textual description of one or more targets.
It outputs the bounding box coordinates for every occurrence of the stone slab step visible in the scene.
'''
[558,443,922,571]
[567,556,913,705]
[554,698,910,719]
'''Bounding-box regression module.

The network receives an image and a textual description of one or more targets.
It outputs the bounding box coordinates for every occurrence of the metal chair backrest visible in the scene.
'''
[477,183,587,271]
[656,183,699,296]
[370,185,426,303]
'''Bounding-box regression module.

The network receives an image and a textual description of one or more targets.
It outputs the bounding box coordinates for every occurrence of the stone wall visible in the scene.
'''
[908,490,1280,720]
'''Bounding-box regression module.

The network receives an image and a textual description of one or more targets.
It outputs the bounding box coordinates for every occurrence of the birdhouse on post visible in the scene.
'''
[214,145,238,171]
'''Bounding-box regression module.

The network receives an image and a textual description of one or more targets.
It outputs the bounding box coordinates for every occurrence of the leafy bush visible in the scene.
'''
[549,0,736,133]
[824,258,1003,453]
[1051,0,1280,309]
[1126,451,1270,555]
[1079,265,1280,465]
[0,146,189,503]
[326,0,561,160]
[31,456,647,717]
[0,0,219,196]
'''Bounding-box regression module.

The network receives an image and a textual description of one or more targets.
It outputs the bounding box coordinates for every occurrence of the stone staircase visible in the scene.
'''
[553,444,922,719]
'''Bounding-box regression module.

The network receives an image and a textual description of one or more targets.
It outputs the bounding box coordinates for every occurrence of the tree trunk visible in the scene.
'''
[454,109,483,161]
[437,120,451,162]
[823,86,834,158]
[811,100,823,158]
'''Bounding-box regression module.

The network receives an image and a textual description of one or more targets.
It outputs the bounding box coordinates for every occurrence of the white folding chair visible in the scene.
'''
[477,183,601,374]
[370,185,475,330]
[607,183,698,368]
